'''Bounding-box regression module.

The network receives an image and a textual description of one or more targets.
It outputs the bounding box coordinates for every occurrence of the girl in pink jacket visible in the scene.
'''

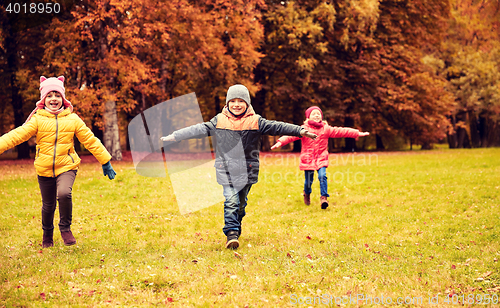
[271,106,369,209]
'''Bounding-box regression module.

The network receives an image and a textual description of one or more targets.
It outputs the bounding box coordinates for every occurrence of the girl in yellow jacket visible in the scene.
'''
[0,76,116,248]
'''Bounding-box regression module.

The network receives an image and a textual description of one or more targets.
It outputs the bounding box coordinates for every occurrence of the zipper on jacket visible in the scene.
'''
[68,150,74,163]
[52,114,59,177]
[35,148,40,160]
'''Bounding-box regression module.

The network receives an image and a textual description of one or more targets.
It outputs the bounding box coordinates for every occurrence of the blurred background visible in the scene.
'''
[1,0,499,160]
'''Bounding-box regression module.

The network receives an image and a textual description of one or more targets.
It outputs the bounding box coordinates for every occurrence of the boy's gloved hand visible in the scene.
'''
[102,161,116,180]
[270,141,282,150]
[300,129,317,140]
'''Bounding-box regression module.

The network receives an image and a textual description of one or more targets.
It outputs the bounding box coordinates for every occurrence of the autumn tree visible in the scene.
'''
[42,0,159,160]
[0,1,74,158]
[257,0,455,151]
[255,1,335,151]
[322,0,455,150]
[434,0,500,148]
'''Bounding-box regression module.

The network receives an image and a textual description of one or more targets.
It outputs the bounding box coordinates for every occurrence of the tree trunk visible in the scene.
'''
[343,117,356,152]
[456,127,471,148]
[456,111,470,148]
[214,95,222,115]
[478,114,488,147]
[328,138,336,152]
[103,99,122,160]
[376,134,385,150]
[98,14,121,161]
[447,115,457,148]
[468,110,481,147]
[291,99,303,153]
[5,15,30,159]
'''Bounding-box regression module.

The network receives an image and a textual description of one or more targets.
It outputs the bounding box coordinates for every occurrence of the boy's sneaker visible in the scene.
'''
[320,196,329,209]
[303,191,311,206]
[225,230,239,249]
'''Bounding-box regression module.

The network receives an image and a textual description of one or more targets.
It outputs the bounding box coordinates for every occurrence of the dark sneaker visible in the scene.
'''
[42,231,54,248]
[320,196,329,209]
[303,191,311,205]
[61,231,76,246]
[225,230,239,249]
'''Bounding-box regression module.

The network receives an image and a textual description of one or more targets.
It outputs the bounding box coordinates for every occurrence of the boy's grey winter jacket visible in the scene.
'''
[173,105,302,188]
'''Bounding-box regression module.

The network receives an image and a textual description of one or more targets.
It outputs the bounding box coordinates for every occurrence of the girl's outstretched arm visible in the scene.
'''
[326,126,369,139]
[0,118,38,154]
[74,114,112,165]
[271,129,318,149]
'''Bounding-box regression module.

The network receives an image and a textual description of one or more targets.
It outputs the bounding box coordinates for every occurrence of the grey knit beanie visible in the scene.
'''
[225,84,251,105]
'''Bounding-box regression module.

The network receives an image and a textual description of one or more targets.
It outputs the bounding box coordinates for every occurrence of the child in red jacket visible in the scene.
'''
[271,106,369,209]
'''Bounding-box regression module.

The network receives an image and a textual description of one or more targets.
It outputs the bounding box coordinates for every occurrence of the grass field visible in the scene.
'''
[0,148,499,307]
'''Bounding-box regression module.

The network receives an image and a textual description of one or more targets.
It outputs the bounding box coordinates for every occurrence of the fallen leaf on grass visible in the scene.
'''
[40,293,46,300]
[480,271,493,278]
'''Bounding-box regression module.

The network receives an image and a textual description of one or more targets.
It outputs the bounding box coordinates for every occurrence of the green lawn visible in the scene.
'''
[0,148,499,307]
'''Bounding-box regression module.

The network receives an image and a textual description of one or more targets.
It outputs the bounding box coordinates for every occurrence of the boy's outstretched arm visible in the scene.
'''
[160,134,176,142]
[160,116,217,143]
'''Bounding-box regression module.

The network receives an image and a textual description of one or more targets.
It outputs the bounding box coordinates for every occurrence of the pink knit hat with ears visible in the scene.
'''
[24,76,73,124]
[305,106,323,119]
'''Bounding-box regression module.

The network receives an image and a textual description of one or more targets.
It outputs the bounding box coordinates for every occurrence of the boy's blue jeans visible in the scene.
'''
[304,167,329,197]
[222,184,252,236]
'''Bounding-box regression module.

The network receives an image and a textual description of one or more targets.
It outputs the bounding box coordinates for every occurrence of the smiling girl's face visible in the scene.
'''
[308,109,322,122]
[44,91,63,112]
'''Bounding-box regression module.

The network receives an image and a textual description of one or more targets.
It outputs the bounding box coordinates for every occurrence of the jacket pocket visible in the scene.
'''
[300,153,313,164]
[68,150,75,163]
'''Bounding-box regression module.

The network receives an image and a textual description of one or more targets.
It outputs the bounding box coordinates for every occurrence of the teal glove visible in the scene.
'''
[102,161,116,180]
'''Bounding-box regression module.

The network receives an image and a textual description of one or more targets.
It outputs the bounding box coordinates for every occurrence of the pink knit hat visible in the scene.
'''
[305,106,323,119]
[24,76,73,124]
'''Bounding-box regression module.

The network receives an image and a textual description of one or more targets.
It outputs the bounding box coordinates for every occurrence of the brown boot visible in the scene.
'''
[61,231,76,246]
[320,196,329,209]
[42,230,54,248]
[303,191,311,205]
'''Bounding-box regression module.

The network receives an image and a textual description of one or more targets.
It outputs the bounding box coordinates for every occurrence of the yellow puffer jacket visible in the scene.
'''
[0,108,111,177]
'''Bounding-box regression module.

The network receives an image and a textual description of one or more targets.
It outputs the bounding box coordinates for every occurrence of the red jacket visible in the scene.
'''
[277,121,361,171]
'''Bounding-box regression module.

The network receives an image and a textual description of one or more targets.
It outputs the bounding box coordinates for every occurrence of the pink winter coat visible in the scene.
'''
[277,120,361,171]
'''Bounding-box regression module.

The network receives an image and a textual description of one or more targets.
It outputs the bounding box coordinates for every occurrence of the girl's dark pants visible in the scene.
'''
[37,170,77,233]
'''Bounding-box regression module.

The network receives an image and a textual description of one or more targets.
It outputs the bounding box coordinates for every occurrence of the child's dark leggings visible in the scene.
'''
[37,170,77,233]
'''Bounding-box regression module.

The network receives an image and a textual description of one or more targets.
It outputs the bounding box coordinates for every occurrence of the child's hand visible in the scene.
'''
[160,135,176,142]
[300,129,317,140]
[102,161,116,180]
[355,131,370,141]
[270,141,282,150]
